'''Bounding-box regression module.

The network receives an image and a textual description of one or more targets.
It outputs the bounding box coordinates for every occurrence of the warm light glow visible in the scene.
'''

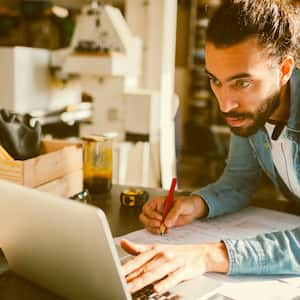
[52,5,69,18]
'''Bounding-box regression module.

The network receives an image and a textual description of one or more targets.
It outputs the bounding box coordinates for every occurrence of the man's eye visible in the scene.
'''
[209,77,221,87]
[235,80,250,88]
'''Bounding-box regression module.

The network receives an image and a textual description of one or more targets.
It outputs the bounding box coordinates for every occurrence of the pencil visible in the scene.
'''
[159,178,177,235]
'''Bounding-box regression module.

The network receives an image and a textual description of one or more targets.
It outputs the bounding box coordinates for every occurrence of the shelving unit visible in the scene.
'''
[188,0,221,129]
[178,0,229,189]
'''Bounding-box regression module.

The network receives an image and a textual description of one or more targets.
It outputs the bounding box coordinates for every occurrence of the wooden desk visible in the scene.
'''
[76,185,164,237]
[0,185,165,300]
[0,185,299,300]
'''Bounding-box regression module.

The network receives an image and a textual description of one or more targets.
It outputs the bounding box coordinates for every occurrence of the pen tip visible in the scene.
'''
[159,223,166,235]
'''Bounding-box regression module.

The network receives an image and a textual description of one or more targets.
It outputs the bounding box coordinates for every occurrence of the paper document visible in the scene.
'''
[279,277,300,288]
[115,206,300,300]
[115,206,300,245]
[217,280,300,300]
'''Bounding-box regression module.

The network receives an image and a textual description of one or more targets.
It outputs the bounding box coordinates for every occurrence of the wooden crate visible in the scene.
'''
[0,139,83,198]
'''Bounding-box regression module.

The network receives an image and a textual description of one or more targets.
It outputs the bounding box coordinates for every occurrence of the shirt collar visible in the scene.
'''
[286,68,300,142]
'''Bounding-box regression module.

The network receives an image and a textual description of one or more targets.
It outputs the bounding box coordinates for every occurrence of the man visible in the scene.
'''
[121,0,300,294]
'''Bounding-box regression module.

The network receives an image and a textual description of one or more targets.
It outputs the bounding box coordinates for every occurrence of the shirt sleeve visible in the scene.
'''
[192,134,262,218]
[223,226,300,275]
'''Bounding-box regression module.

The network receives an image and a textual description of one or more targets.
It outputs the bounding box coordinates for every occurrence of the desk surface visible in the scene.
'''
[0,185,299,300]
[0,185,165,300]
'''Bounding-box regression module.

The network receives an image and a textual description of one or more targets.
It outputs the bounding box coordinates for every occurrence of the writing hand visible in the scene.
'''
[139,195,208,234]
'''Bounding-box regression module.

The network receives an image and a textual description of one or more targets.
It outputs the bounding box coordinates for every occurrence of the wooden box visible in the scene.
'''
[0,139,83,198]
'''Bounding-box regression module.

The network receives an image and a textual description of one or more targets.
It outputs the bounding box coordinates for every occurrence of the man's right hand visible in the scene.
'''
[139,195,209,234]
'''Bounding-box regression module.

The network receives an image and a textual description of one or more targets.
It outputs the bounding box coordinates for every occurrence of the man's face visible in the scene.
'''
[205,38,281,137]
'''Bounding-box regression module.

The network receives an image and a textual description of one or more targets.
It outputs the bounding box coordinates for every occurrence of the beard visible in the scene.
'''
[222,92,280,137]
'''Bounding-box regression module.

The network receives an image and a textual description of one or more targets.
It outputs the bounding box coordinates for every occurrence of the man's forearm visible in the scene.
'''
[224,226,300,275]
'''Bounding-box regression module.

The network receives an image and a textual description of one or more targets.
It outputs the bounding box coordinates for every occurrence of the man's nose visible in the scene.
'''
[217,89,239,113]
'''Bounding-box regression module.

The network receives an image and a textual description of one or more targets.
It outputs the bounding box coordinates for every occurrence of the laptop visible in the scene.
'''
[0,180,221,300]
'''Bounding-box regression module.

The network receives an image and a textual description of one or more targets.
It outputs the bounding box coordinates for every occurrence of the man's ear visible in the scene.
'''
[280,56,295,85]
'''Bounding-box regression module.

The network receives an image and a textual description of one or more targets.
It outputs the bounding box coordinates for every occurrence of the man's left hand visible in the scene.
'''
[121,239,229,294]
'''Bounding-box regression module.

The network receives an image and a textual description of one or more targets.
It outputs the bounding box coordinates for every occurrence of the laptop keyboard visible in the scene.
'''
[132,284,180,300]
[120,253,180,299]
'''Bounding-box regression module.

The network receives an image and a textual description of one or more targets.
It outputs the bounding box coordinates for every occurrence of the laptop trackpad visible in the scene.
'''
[170,275,221,300]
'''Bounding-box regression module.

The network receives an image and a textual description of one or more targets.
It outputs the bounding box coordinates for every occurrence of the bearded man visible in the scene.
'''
[122,0,300,294]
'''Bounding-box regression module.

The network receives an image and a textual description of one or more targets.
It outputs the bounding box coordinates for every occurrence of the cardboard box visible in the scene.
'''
[0,139,83,198]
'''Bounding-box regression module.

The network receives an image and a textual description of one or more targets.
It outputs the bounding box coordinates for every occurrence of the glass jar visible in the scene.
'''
[82,135,112,194]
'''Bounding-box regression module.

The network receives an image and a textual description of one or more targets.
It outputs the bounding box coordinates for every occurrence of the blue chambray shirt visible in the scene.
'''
[192,68,300,275]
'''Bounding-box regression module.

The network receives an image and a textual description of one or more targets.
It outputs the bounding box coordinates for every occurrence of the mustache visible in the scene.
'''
[222,111,254,119]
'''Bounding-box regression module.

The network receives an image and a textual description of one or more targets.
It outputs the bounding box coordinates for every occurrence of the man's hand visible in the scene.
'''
[121,239,229,294]
[139,195,208,234]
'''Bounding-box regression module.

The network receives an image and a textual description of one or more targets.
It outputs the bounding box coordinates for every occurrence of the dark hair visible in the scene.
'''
[206,0,300,67]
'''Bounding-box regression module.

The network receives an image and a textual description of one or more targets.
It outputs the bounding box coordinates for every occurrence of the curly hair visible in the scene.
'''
[206,0,300,67]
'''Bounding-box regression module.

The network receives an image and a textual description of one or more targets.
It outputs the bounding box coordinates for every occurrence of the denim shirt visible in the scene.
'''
[193,68,300,275]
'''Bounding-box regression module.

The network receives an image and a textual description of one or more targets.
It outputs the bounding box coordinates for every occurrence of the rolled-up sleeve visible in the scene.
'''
[223,226,300,275]
[192,134,262,218]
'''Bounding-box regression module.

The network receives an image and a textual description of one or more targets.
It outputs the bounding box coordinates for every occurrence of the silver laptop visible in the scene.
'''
[0,180,221,300]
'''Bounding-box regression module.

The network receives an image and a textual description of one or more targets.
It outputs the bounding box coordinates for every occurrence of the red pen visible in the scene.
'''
[160,178,177,234]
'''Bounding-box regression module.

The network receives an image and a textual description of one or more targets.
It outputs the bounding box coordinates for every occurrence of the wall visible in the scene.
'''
[0,0,124,10]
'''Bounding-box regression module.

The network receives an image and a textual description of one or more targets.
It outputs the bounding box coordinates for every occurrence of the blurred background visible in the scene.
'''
[0,0,297,202]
